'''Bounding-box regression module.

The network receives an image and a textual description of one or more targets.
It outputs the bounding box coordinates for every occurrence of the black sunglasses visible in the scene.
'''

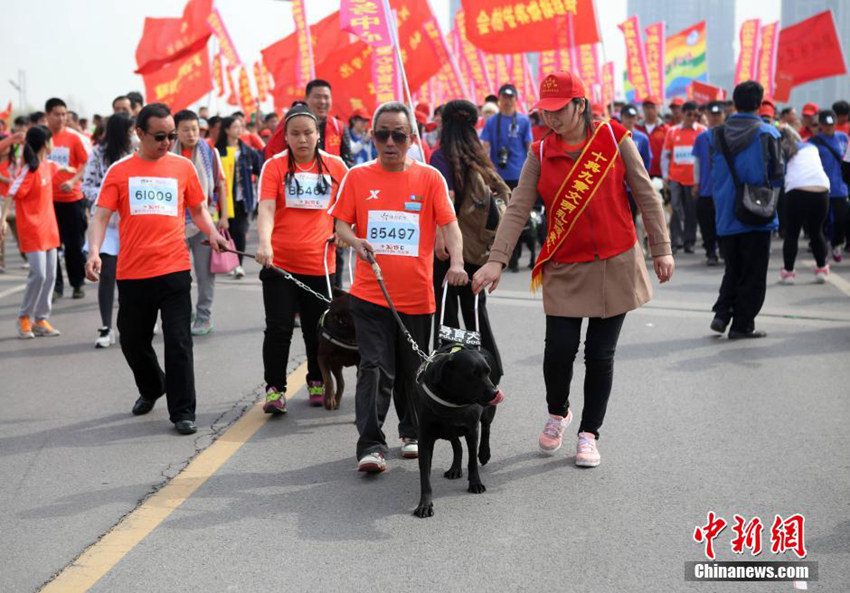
[373,129,408,143]
[148,131,178,142]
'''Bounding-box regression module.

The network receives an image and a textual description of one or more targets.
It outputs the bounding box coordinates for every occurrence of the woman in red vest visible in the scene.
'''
[472,71,675,468]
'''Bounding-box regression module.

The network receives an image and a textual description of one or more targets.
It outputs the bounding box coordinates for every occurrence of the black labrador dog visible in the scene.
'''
[317,288,360,410]
[413,344,504,518]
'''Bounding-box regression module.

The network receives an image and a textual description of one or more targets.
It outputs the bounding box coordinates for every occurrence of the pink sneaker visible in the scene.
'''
[538,409,573,455]
[575,432,601,467]
[814,266,829,284]
[307,381,324,407]
[779,269,796,285]
[262,386,287,415]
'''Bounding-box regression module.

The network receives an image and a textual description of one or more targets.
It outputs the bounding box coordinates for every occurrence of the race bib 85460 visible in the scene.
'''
[128,177,179,216]
[47,146,70,168]
[284,172,332,210]
[367,210,419,257]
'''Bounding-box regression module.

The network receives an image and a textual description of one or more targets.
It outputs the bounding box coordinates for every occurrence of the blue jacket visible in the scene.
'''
[692,129,712,197]
[809,132,848,198]
[707,113,782,236]
[632,129,653,173]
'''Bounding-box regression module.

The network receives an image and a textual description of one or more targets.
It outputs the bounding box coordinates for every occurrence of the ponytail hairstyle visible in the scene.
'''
[103,113,135,166]
[283,104,336,196]
[23,125,52,172]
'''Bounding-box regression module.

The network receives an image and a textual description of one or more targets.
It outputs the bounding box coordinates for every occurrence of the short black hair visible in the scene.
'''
[231,111,245,119]
[174,109,199,127]
[136,102,171,132]
[45,98,66,113]
[263,112,279,123]
[306,79,332,97]
[28,111,44,124]
[780,107,795,118]
[112,95,130,108]
[732,80,764,113]
[68,110,79,122]
[126,92,144,108]
[832,100,850,117]
[484,94,498,104]
[13,115,27,127]
[682,101,698,113]
[208,115,221,127]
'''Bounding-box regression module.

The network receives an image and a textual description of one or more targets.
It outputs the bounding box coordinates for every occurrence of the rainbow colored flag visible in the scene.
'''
[664,21,706,98]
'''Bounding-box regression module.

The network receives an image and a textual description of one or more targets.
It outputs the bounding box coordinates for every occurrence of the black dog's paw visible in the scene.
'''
[413,502,434,518]
[443,467,463,480]
[478,447,491,466]
[468,482,486,494]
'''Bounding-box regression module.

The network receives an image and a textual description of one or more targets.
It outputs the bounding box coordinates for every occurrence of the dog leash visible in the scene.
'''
[203,242,332,304]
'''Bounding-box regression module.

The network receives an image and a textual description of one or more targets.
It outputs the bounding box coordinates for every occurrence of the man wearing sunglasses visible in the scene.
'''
[331,101,468,473]
[85,103,230,436]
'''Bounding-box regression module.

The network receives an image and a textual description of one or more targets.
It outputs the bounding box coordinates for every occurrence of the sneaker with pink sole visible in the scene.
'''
[262,386,287,415]
[575,432,601,467]
[779,269,796,285]
[538,409,573,455]
[814,266,829,284]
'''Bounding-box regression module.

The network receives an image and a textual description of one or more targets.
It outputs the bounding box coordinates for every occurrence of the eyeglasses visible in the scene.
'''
[149,131,178,143]
[373,129,408,143]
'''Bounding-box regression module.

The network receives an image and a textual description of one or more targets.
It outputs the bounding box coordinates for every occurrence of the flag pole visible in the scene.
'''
[590,0,612,112]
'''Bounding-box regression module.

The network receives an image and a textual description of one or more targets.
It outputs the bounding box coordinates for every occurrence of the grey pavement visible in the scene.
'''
[1,240,848,592]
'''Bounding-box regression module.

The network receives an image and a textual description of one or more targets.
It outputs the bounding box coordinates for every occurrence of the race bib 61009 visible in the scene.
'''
[284,173,332,210]
[367,210,419,257]
[128,177,179,216]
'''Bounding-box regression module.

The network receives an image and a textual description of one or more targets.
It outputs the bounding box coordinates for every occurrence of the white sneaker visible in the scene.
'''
[357,452,387,473]
[234,265,245,279]
[95,327,115,348]
[814,266,829,284]
[401,438,418,459]
[575,432,601,467]
[779,269,796,285]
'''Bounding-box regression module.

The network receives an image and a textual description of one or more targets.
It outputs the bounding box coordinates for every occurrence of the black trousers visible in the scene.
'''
[827,197,849,247]
[228,201,249,264]
[53,200,87,293]
[98,253,118,328]
[783,189,829,270]
[696,196,718,256]
[117,271,195,423]
[432,258,503,382]
[350,295,430,459]
[543,314,626,439]
[713,232,771,334]
[260,268,327,392]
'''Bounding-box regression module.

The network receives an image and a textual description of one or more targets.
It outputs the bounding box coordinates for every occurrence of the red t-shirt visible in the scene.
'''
[258,149,349,276]
[97,153,206,280]
[0,161,12,197]
[241,132,265,151]
[9,161,60,253]
[664,123,706,185]
[47,128,89,202]
[330,159,456,315]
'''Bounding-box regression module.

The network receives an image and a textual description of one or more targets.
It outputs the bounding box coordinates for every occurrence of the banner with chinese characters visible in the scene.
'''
[372,45,402,103]
[776,10,847,90]
[206,8,241,68]
[688,80,726,104]
[601,61,615,110]
[618,16,651,102]
[254,61,268,102]
[237,65,256,116]
[292,0,315,89]
[577,44,601,87]
[341,0,394,47]
[734,19,761,86]
[143,46,212,111]
[460,0,599,53]
[644,22,665,102]
[756,21,779,96]
[226,64,239,106]
[136,0,213,75]
[454,11,493,102]
[213,53,225,97]
[422,17,469,99]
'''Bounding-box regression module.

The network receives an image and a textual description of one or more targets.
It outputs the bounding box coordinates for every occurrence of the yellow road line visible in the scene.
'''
[41,361,309,593]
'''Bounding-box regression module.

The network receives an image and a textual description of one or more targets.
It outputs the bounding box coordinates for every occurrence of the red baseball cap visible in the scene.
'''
[531,71,586,112]
[642,95,662,106]
[759,103,775,118]
[591,103,604,116]
[415,110,427,126]
[802,102,819,116]
[350,108,371,121]
[415,102,430,116]
[669,97,685,107]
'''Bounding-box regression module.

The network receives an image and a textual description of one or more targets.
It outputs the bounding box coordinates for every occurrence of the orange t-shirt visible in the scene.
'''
[9,161,60,253]
[259,149,349,276]
[330,159,456,315]
[97,153,206,280]
[47,128,90,202]
[0,161,12,197]
[664,124,705,185]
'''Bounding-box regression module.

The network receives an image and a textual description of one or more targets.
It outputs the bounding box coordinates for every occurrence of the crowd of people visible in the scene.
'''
[0,70,845,468]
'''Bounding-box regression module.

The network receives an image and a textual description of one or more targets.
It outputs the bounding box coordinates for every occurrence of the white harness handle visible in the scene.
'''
[438,281,479,335]
[322,239,356,300]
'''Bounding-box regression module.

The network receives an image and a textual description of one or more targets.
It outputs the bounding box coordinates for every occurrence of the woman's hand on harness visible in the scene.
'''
[255,242,273,268]
[472,261,503,294]
[653,254,675,284]
[353,238,375,263]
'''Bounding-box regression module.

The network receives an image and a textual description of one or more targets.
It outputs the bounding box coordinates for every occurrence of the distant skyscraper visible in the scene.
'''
[781,0,850,108]
[627,0,736,99]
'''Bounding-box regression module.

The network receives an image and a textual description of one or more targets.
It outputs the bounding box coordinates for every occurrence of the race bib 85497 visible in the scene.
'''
[367,210,419,257]
[284,172,332,210]
[128,177,179,216]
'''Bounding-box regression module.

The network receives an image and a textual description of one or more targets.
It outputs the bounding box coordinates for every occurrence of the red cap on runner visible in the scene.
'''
[531,71,587,112]
[669,97,685,107]
[642,95,662,106]
[802,102,819,116]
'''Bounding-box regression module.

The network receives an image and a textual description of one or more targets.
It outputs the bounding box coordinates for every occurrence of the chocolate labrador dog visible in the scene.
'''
[413,344,504,518]
[317,288,360,410]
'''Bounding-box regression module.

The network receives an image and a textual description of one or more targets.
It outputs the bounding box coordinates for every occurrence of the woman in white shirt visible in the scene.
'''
[779,126,831,284]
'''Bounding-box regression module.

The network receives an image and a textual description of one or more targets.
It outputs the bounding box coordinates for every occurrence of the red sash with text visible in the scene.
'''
[531,122,622,291]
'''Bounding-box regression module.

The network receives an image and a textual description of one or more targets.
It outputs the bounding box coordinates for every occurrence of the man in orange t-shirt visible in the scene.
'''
[85,103,229,436]
[662,101,706,253]
[332,102,468,473]
[45,97,90,298]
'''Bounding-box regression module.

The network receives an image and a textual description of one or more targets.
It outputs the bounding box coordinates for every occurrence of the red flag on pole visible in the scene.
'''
[455,11,493,102]
[142,46,212,110]
[254,61,268,103]
[0,101,12,121]
[135,0,212,75]
[460,0,599,53]
[291,0,316,89]
[644,22,665,103]
[212,53,225,96]
[734,19,761,86]
[776,10,848,89]
[601,61,615,111]
[237,66,257,117]
[756,22,779,96]
[206,8,241,68]
[618,16,651,102]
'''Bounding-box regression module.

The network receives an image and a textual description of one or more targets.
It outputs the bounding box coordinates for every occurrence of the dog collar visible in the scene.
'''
[318,311,358,350]
[419,380,471,408]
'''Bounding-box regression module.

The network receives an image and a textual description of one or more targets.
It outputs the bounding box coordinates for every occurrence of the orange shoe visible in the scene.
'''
[33,319,61,337]
[17,316,34,339]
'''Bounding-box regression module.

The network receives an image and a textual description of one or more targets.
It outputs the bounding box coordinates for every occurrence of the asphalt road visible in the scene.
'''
[1,240,848,592]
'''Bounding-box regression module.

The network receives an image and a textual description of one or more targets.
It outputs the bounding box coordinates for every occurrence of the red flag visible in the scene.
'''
[577,44,601,87]
[772,71,794,103]
[142,46,212,111]
[455,11,493,101]
[213,53,225,97]
[734,19,761,86]
[254,61,268,103]
[644,22,665,103]
[341,0,395,47]
[618,16,651,102]
[601,61,615,110]
[776,10,848,89]
[756,22,779,95]
[689,80,726,104]
[206,8,241,68]
[226,67,239,106]
[135,0,212,75]
[237,66,257,117]
[461,0,599,54]
[0,101,12,121]
[292,0,316,88]
[422,16,468,99]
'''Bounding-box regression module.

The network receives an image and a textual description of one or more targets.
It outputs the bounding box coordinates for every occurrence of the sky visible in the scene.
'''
[0,0,780,118]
